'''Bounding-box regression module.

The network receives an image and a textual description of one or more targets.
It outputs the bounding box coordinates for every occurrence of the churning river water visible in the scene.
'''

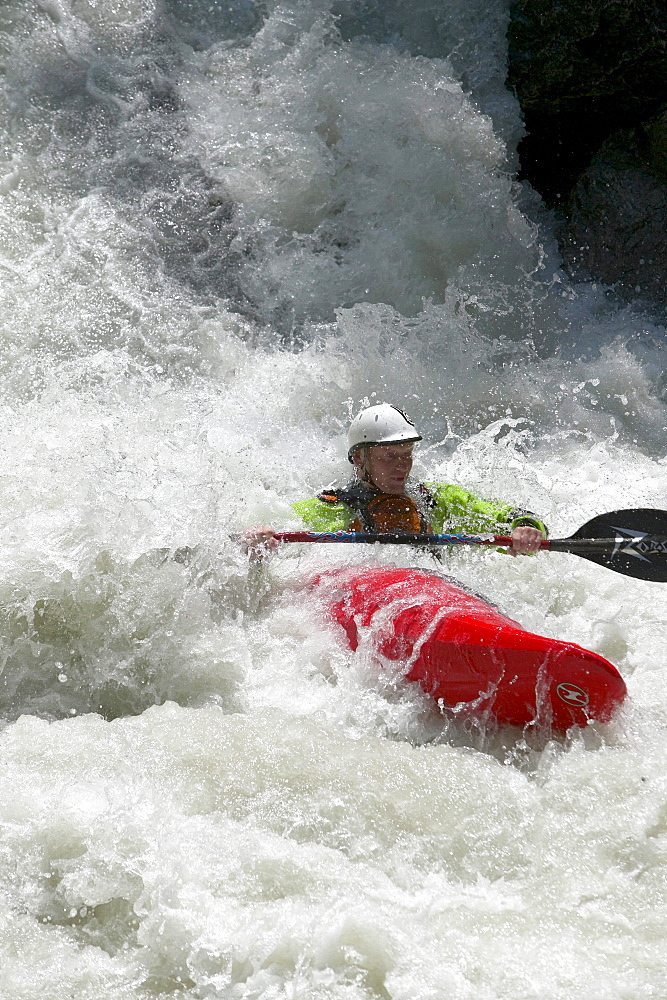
[1,2,667,998]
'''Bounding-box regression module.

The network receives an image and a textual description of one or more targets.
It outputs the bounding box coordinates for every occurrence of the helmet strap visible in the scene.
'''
[353,446,375,486]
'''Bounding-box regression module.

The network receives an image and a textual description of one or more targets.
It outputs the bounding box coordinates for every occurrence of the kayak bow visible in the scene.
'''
[313,566,627,731]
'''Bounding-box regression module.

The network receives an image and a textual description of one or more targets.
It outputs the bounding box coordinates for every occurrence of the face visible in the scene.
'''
[353,442,414,494]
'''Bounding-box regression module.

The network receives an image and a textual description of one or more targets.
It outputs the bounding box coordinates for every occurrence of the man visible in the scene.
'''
[242,403,546,555]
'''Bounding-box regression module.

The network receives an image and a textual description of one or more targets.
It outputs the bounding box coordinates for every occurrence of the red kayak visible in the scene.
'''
[315,566,627,731]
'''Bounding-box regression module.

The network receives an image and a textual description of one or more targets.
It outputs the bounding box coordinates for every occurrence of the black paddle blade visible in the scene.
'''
[551,508,667,582]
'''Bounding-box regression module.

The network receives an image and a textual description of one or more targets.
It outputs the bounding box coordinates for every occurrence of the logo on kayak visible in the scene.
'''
[556,682,589,707]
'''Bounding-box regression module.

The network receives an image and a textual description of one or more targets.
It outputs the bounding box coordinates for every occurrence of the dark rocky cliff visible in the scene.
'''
[508,0,667,306]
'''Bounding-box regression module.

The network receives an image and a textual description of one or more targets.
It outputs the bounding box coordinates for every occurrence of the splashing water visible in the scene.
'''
[1,1,666,997]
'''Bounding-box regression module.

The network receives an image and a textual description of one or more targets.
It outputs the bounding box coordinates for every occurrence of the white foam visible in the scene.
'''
[0,1,666,997]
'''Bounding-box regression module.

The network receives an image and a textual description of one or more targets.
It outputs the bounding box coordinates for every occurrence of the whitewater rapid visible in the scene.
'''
[1,1,667,998]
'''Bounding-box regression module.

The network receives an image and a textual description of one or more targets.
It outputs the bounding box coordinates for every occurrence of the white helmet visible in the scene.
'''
[347,404,422,459]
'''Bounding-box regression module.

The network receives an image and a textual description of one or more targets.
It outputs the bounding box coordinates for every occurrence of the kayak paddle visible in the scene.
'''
[274,508,667,582]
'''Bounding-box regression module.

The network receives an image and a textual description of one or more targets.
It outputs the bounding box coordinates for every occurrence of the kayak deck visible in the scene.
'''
[315,566,627,731]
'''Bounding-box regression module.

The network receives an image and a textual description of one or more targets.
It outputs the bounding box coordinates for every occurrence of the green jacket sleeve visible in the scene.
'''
[291,497,355,532]
[425,483,548,537]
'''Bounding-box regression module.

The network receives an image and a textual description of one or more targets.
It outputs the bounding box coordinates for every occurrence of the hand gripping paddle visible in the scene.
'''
[274,508,667,582]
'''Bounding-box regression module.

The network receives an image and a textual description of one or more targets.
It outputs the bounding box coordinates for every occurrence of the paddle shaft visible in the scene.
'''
[275,530,667,550]
[271,514,667,581]
[276,530,506,546]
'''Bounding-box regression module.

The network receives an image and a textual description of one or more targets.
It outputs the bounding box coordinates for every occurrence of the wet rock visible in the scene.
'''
[561,128,667,305]
[508,0,667,306]
[647,109,667,182]
[508,0,667,204]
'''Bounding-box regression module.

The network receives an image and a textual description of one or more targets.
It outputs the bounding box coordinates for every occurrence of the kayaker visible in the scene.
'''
[242,403,547,556]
